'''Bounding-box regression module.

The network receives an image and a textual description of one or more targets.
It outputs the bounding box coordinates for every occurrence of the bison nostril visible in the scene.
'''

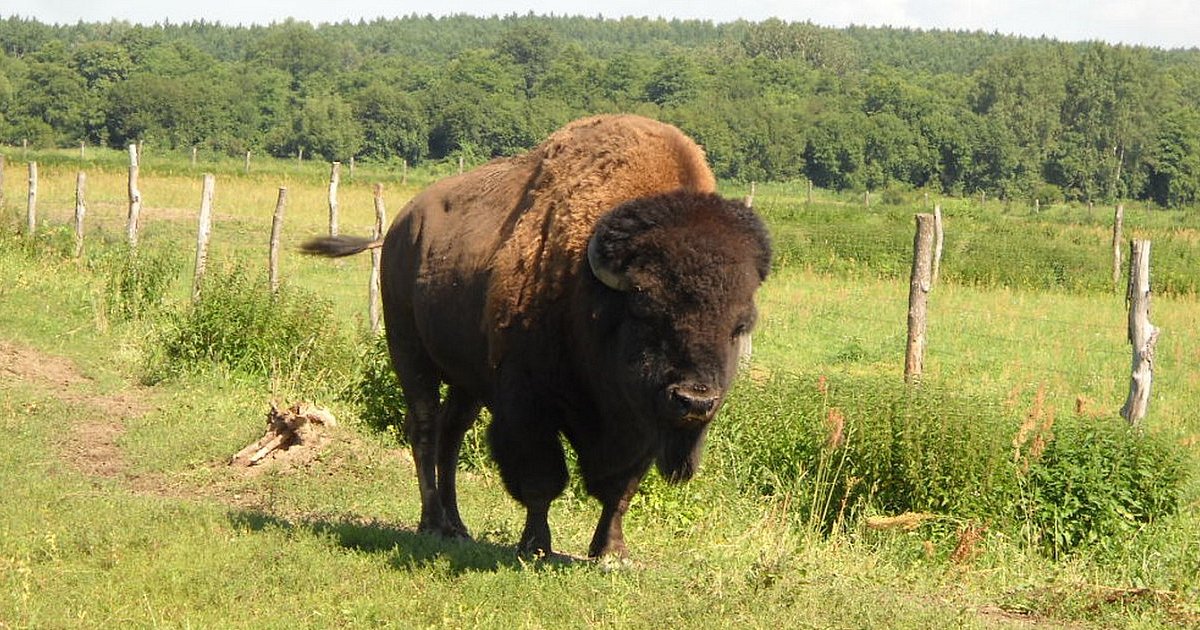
[669,385,718,420]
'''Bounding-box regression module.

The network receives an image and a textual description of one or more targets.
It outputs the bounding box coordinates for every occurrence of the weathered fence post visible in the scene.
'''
[402,159,408,186]
[370,183,386,334]
[245,150,251,174]
[127,144,142,249]
[744,182,756,208]
[74,172,86,258]
[349,156,355,179]
[0,154,6,207]
[1120,240,1158,426]
[865,190,871,208]
[1112,203,1124,291]
[26,162,37,236]
[458,155,464,175]
[191,146,198,167]
[297,147,304,164]
[192,174,215,302]
[269,187,287,295]
[80,141,85,159]
[328,161,341,237]
[905,213,936,383]
[807,179,813,204]
[931,203,944,286]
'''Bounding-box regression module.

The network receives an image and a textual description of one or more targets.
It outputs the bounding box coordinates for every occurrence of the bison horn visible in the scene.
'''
[587,234,634,292]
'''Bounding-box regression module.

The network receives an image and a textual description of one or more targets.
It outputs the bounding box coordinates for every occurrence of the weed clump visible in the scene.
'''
[713,372,1186,555]
[146,264,354,386]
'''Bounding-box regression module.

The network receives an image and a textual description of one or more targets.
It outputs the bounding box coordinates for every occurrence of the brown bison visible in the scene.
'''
[303,114,771,558]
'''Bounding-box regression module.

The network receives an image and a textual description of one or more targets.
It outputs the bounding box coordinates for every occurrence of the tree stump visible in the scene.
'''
[231,403,337,467]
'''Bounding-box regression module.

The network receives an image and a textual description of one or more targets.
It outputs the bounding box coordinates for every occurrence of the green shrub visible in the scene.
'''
[712,372,1187,554]
[92,245,181,321]
[344,333,407,435]
[1020,418,1186,558]
[148,264,355,386]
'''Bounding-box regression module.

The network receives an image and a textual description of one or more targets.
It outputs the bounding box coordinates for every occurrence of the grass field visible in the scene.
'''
[1,148,1198,628]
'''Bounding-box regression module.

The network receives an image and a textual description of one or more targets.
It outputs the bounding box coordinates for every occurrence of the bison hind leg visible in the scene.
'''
[434,388,482,539]
[399,373,479,540]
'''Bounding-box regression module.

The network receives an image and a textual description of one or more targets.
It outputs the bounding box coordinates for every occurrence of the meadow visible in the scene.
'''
[1,147,1197,628]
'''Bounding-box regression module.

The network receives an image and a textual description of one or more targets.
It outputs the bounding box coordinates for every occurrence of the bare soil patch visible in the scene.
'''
[1,339,148,480]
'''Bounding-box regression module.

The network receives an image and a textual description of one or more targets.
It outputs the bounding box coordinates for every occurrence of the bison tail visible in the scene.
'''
[299,235,382,258]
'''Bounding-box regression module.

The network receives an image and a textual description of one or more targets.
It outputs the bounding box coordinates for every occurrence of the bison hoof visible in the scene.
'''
[418,521,472,541]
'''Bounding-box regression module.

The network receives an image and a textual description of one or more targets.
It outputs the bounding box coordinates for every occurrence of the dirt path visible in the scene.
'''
[0,339,150,481]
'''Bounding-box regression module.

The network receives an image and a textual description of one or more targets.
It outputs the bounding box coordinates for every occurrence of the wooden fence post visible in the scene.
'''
[905,213,936,383]
[269,187,287,295]
[192,174,215,302]
[191,146,198,167]
[26,162,37,236]
[1120,240,1158,426]
[744,182,756,208]
[328,161,341,237]
[0,154,6,208]
[74,172,86,258]
[1112,203,1124,291]
[127,144,141,249]
[245,150,251,174]
[80,141,85,159]
[458,155,464,175]
[370,183,386,334]
[865,190,871,208]
[807,179,813,204]
[349,156,355,179]
[931,204,944,286]
[298,147,304,164]
[402,159,408,186]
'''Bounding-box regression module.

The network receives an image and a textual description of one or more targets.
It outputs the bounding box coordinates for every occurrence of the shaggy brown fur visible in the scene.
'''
[484,114,717,360]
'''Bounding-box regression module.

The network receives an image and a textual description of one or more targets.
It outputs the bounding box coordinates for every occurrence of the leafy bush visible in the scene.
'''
[712,372,1186,554]
[148,265,355,385]
[1020,418,1186,557]
[92,245,181,321]
[345,333,407,435]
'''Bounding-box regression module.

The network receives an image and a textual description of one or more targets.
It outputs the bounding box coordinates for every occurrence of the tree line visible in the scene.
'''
[1,14,1198,207]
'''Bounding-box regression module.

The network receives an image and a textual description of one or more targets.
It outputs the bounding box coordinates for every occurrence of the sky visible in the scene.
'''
[6,0,1199,50]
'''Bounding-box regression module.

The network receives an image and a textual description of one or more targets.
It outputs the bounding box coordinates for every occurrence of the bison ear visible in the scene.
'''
[587,232,635,292]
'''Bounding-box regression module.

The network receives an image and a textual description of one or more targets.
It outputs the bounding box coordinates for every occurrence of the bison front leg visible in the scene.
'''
[488,412,568,557]
[587,463,652,558]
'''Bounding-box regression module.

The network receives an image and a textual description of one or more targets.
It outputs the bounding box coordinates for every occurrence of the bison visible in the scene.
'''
[303,114,771,559]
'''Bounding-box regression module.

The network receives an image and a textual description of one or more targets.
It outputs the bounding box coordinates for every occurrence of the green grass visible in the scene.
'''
[2,156,1198,628]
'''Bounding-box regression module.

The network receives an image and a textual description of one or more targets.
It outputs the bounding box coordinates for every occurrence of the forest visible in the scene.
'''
[1,13,1198,207]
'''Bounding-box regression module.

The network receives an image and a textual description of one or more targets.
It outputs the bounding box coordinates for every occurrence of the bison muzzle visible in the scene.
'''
[303,114,771,559]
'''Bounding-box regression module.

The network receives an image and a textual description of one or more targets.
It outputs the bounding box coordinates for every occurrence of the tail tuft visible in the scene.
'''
[299,236,381,258]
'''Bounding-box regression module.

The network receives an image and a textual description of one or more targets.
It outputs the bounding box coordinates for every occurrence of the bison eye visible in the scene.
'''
[732,322,749,339]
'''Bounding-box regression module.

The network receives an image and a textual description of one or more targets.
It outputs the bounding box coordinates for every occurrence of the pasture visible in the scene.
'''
[1,147,1198,628]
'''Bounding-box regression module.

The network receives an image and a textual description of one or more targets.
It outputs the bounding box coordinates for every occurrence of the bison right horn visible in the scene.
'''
[587,234,635,292]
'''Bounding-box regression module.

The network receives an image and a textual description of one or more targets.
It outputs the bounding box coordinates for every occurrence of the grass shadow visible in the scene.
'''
[228,509,555,575]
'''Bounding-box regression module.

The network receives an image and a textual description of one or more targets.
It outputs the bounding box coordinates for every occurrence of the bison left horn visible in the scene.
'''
[587,234,634,292]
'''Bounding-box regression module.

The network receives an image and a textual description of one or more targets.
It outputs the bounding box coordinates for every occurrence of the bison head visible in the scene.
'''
[581,191,771,483]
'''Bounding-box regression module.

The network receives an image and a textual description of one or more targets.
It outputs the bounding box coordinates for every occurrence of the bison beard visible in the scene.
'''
[302,114,770,560]
[658,423,709,483]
